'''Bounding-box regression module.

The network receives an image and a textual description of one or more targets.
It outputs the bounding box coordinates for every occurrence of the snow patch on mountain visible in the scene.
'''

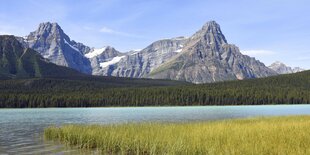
[100,56,125,68]
[174,49,182,53]
[85,47,107,58]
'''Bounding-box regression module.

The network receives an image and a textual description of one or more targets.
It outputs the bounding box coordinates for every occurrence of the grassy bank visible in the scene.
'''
[44,116,310,154]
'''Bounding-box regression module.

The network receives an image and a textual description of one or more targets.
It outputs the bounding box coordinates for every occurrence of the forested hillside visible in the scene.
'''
[0,70,309,108]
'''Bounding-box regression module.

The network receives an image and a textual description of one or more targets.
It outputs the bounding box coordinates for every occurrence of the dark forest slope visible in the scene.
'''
[0,69,309,107]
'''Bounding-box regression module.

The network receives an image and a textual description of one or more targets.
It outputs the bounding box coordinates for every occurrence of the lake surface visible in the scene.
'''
[1,105,310,154]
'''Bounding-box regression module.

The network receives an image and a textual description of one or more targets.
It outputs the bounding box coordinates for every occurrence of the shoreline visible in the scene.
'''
[0,103,309,109]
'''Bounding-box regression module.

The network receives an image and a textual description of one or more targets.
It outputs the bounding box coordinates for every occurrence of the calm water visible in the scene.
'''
[1,105,310,154]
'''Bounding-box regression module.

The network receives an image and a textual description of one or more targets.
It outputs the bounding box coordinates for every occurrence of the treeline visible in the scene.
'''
[0,71,309,108]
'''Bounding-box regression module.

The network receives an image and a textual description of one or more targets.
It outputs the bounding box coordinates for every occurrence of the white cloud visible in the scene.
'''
[296,56,310,61]
[240,50,276,57]
[99,26,144,38]
[100,27,116,33]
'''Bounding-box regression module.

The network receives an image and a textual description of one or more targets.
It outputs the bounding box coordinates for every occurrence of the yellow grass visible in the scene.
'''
[44,116,310,155]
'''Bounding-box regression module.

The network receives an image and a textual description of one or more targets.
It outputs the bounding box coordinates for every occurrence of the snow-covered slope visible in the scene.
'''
[84,46,123,75]
[100,56,125,68]
[85,47,107,58]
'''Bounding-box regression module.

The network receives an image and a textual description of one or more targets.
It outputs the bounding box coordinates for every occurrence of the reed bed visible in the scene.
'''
[44,116,310,155]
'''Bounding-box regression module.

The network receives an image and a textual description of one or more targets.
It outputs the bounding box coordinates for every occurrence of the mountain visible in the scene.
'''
[18,22,127,76]
[98,37,187,77]
[269,61,305,74]
[147,21,277,83]
[19,22,92,74]
[0,35,85,79]
[15,21,278,83]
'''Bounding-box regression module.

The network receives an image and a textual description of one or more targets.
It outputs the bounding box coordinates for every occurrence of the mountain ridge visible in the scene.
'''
[12,21,295,83]
[269,61,305,74]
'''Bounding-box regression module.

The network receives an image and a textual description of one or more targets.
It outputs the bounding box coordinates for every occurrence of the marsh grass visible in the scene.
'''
[44,116,310,154]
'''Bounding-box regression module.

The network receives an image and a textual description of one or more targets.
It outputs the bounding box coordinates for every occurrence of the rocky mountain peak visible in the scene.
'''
[202,21,220,30]
[105,46,114,51]
[269,61,305,74]
[29,22,65,40]
[190,20,227,46]
[24,22,92,74]
[38,22,61,31]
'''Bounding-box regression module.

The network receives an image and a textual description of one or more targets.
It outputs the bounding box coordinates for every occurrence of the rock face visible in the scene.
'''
[146,21,278,83]
[0,35,85,79]
[22,22,92,74]
[98,37,187,77]
[269,61,305,74]
[18,22,125,75]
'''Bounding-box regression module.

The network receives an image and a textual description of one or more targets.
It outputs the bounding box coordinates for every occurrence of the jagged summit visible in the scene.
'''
[24,21,92,74]
[27,22,66,45]
[202,20,221,29]
[29,22,64,39]
[38,22,61,29]
[190,20,227,46]
[39,22,59,26]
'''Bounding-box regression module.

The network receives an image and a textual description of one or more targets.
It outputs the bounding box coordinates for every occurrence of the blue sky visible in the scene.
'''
[0,0,309,69]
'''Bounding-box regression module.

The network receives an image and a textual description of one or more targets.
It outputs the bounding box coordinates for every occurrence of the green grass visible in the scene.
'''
[44,116,310,155]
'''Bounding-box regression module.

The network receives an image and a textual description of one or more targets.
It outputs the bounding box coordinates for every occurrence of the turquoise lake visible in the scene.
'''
[1,105,310,154]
